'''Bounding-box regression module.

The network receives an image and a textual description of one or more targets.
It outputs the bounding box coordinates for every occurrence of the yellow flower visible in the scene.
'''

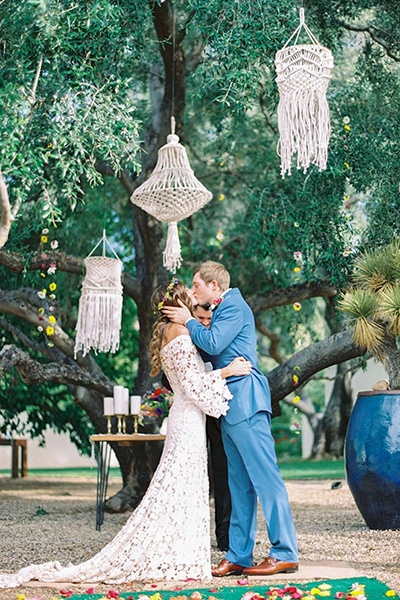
[49,315,56,324]
[293,395,300,404]
[38,307,44,314]
[344,124,351,131]
[151,594,162,600]
[345,194,350,201]
[344,162,350,169]
[318,593,330,597]
[385,592,396,597]
[49,293,56,299]
[293,302,302,311]
[40,273,46,277]
[41,235,48,243]
[303,596,316,600]
[17,595,26,600]
[294,267,301,272]
[49,282,57,291]
[218,194,225,201]
[42,288,47,295]
[311,589,321,596]
[293,375,299,383]
[46,326,54,336]
[219,161,224,166]
[319,584,332,590]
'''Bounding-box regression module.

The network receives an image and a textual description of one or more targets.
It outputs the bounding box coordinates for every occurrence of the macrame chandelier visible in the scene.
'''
[275,8,334,178]
[130,117,212,273]
[74,231,123,357]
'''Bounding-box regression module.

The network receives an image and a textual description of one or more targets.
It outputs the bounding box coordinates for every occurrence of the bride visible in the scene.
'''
[0,278,252,587]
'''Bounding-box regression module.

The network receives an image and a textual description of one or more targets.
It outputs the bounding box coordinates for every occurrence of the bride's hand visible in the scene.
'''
[221,357,252,378]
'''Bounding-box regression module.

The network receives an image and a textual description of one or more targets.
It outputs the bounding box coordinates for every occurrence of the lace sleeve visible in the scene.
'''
[170,336,231,418]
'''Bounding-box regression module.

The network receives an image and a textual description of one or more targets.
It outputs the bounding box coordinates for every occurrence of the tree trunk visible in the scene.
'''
[312,362,353,458]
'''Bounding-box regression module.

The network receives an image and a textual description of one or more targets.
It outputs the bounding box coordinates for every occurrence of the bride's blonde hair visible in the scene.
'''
[149,280,194,376]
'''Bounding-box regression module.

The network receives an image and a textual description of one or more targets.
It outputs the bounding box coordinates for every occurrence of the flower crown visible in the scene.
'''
[154,276,179,314]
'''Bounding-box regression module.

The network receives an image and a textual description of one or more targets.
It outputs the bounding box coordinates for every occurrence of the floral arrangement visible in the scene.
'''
[140,383,173,421]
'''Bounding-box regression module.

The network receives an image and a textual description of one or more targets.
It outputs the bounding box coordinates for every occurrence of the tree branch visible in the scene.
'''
[255,317,284,363]
[259,93,278,135]
[0,169,12,249]
[248,280,337,313]
[0,344,113,395]
[336,18,400,62]
[94,159,136,196]
[267,328,365,403]
[0,249,142,304]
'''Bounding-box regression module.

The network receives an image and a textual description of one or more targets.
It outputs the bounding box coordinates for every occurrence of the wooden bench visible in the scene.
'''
[0,439,28,478]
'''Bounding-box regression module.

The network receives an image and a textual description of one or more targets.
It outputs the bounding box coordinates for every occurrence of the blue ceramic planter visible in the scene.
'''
[345,391,400,530]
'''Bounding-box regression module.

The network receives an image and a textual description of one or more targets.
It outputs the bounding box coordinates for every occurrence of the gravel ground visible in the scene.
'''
[0,476,399,599]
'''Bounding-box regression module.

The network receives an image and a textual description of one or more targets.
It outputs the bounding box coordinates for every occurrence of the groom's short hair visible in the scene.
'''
[193,261,230,291]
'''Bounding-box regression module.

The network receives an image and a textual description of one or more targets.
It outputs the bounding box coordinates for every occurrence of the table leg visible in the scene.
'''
[11,440,18,478]
[95,441,112,531]
[21,441,28,477]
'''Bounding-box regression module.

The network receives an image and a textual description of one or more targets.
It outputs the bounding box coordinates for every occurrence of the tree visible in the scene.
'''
[1,0,400,508]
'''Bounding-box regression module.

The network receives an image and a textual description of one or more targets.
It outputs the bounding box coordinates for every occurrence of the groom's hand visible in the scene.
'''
[162,299,192,325]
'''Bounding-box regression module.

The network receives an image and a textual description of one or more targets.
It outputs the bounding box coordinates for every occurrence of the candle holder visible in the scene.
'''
[107,416,112,434]
[116,414,127,434]
[132,414,139,434]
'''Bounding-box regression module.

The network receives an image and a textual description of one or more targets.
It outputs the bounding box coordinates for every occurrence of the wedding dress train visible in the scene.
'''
[0,334,231,587]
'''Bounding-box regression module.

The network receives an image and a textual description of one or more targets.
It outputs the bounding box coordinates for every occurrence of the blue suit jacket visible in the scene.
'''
[186,288,271,424]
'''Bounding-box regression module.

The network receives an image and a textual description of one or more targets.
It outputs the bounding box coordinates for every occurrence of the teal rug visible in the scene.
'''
[67,577,399,600]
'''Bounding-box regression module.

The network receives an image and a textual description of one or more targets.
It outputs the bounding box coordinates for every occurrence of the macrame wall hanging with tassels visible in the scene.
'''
[275,8,334,178]
[74,230,123,358]
[130,116,212,273]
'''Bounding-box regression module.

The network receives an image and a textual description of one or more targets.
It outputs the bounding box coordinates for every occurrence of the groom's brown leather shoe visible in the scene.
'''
[212,559,244,577]
[243,556,299,576]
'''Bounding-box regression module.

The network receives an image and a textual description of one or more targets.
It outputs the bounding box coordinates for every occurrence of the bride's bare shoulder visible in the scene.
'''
[164,323,189,344]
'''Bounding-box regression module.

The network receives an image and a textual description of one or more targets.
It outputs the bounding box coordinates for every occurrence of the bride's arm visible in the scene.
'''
[168,334,233,418]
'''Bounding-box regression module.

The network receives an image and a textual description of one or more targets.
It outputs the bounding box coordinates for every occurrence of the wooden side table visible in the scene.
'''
[90,433,165,531]
[0,439,28,478]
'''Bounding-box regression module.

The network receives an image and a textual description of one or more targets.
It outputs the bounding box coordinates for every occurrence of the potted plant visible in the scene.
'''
[339,240,400,530]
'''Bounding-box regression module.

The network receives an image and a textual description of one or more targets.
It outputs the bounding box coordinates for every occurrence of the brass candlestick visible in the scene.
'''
[116,414,125,434]
[132,414,139,434]
[107,416,112,434]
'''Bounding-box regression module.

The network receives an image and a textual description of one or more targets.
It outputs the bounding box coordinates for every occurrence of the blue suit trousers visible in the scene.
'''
[222,412,298,566]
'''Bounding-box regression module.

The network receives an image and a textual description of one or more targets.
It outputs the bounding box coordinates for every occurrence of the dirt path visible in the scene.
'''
[0,477,398,599]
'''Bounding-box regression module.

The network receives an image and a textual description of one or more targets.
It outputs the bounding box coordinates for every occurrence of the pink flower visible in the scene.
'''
[106,591,119,599]
[86,588,95,594]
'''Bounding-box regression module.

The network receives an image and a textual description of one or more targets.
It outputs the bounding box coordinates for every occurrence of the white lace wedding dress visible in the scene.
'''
[0,334,231,588]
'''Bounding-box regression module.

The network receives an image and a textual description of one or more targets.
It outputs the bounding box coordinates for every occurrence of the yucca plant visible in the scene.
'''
[339,241,400,388]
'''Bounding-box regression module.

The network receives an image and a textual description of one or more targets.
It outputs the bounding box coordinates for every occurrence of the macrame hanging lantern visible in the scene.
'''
[74,231,123,358]
[275,8,334,178]
[131,117,212,273]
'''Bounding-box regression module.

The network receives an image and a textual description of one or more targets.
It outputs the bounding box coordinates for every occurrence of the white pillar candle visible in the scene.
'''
[103,397,114,416]
[130,395,142,415]
[114,386,129,415]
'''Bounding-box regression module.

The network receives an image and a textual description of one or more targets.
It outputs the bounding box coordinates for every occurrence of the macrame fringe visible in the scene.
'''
[74,293,123,357]
[163,221,182,274]
[277,87,330,177]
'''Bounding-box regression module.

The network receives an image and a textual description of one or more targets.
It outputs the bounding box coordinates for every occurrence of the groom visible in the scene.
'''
[163,261,298,576]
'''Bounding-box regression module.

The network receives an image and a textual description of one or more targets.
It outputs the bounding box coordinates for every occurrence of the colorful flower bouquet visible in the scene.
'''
[140,384,173,424]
